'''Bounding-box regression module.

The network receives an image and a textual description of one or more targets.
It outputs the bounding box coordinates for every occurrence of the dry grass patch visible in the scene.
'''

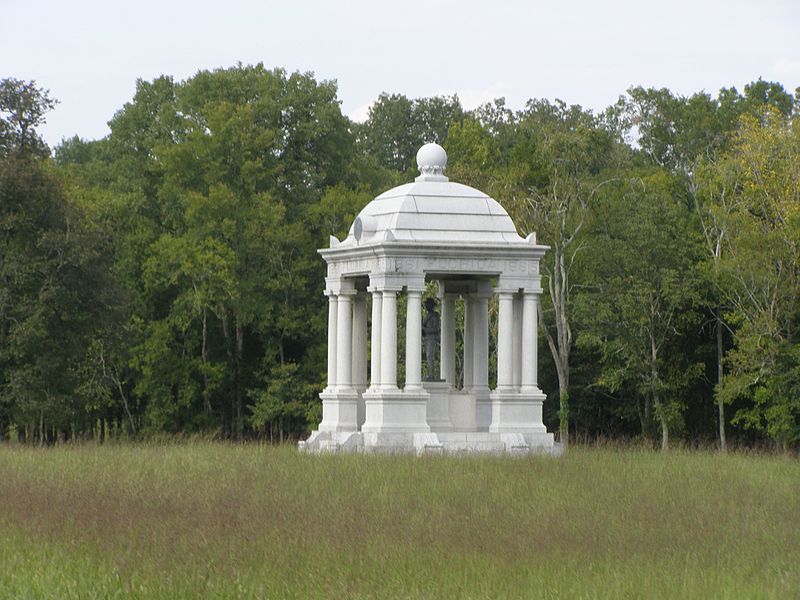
[0,443,797,598]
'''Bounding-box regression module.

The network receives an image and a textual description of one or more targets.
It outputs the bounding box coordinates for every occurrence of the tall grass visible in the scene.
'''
[0,443,797,598]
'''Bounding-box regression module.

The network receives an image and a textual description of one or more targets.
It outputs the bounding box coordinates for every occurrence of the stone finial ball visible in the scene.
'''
[416,142,447,174]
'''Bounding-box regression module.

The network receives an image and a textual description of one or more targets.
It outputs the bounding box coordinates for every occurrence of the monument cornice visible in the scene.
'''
[319,241,549,262]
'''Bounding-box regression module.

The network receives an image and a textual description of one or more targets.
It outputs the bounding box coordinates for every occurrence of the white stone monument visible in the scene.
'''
[299,142,560,455]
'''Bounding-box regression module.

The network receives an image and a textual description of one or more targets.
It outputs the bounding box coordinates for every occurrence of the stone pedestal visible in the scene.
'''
[317,390,359,433]
[474,388,492,432]
[423,381,452,432]
[361,389,431,434]
[355,385,367,430]
[489,390,548,434]
[448,390,476,432]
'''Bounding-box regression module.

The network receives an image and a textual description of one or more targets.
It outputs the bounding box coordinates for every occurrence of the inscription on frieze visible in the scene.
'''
[338,257,377,274]
[333,255,539,276]
[396,258,420,273]
[426,257,496,272]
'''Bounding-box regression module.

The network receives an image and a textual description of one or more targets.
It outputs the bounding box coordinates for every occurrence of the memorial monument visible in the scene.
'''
[299,142,559,454]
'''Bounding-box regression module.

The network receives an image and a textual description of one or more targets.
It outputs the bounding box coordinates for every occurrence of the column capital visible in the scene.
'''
[325,277,356,296]
[521,286,544,296]
[404,277,426,294]
[473,280,494,300]
[367,283,404,293]
[437,280,459,300]
[494,288,518,297]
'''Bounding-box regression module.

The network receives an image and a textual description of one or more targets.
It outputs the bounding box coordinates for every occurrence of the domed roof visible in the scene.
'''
[340,143,524,246]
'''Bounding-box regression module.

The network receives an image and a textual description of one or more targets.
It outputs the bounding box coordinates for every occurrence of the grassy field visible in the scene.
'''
[0,443,797,599]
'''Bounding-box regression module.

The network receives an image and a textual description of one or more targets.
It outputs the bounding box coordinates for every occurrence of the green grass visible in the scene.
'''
[0,444,797,599]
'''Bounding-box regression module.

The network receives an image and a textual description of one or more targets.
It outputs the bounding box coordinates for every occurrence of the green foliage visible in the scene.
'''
[86,64,355,438]
[727,342,800,449]
[576,170,706,446]
[0,80,115,441]
[706,108,800,449]
[248,362,316,440]
[2,69,797,449]
[0,78,57,158]
[358,93,464,173]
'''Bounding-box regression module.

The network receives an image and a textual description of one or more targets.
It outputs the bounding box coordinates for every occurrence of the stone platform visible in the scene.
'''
[299,429,562,456]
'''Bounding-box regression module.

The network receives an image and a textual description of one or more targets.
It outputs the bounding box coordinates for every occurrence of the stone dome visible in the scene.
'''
[341,143,524,246]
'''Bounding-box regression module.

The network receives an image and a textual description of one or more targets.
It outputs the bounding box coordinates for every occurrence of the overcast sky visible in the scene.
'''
[2,0,799,148]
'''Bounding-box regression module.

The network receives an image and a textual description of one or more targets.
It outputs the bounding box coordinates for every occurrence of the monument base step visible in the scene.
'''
[299,430,562,456]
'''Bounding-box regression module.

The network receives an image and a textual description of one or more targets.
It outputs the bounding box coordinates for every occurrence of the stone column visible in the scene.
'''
[521,292,539,392]
[380,289,398,390]
[405,289,423,391]
[496,291,514,391]
[352,294,368,388]
[326,294,338,391]
[462,295,474,390]
[513,293,522,390]
[473,285,492,431]
[336,291,354,392]
[369,288,382,390]
[352,293,368,429]
[473,291,490,392]
[440,293,456,385]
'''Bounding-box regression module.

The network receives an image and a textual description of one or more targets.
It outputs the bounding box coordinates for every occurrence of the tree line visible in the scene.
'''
[0,66,797,450]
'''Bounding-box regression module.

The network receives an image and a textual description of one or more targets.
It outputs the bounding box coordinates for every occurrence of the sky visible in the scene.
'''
[2,0,799,148]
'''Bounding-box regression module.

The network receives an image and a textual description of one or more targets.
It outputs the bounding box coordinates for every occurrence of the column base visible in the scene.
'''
[355,385,367,430]
[317,389,359,433]
[473,386,492,432]
[423,381,453,432]
[488,390,548,434]
[361,389,431,434]
[448,389,476,432]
